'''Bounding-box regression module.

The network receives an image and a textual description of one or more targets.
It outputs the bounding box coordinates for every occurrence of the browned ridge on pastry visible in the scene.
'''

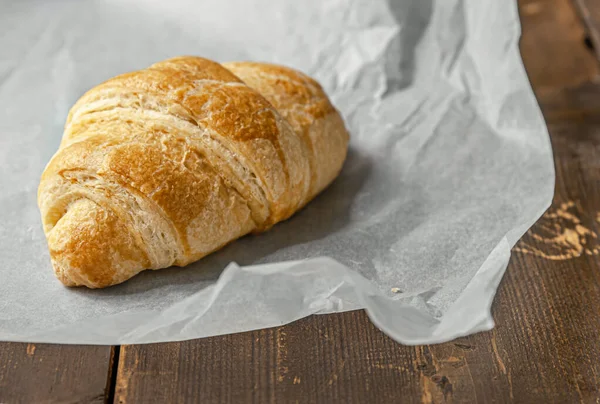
[38,56,349,288]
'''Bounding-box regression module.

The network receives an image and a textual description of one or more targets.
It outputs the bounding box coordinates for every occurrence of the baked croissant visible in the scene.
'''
[38,56,349,288]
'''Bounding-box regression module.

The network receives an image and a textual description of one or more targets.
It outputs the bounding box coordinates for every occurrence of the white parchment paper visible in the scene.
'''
[0,0,554,345]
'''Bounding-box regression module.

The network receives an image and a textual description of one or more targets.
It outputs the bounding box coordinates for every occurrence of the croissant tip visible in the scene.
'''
[46,199,149,289]
[51,259,81,288]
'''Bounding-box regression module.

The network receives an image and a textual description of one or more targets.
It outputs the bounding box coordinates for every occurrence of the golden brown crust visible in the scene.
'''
[47,199,150,287]
[38,56,349,288]
[223,62,349,204]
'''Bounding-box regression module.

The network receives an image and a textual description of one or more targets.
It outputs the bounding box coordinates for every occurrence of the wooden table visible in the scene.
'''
[2,1,600,402]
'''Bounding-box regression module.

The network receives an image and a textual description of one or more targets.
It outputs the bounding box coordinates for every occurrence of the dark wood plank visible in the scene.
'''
[115,312,423,404]
[519,0,600,123]
[574,0,600,59]
[519,0,599,95]
[0,343,115,403]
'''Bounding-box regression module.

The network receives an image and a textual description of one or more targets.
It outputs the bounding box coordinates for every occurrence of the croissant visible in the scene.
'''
[37,56,349,288]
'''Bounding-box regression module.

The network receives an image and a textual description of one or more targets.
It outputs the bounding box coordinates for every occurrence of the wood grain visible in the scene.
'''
[519,0,598,93]
[0,343,114,403]
[520,0,600,122]
[574,0,600,59]
[115,311,424,404]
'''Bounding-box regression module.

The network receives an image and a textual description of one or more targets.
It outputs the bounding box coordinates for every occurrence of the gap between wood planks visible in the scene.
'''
[106,346,121,403]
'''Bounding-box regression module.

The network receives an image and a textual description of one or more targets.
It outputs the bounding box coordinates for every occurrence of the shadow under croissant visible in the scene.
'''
[73,146,373,296]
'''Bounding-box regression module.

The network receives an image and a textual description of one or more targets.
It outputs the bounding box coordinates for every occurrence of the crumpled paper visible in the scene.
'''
[0,0,554,345]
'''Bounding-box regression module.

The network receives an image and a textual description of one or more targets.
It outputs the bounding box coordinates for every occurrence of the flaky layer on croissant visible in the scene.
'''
[38,56,349,288]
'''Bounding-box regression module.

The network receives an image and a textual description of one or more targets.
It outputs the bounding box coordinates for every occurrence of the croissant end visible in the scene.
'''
[46,199,150,288]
